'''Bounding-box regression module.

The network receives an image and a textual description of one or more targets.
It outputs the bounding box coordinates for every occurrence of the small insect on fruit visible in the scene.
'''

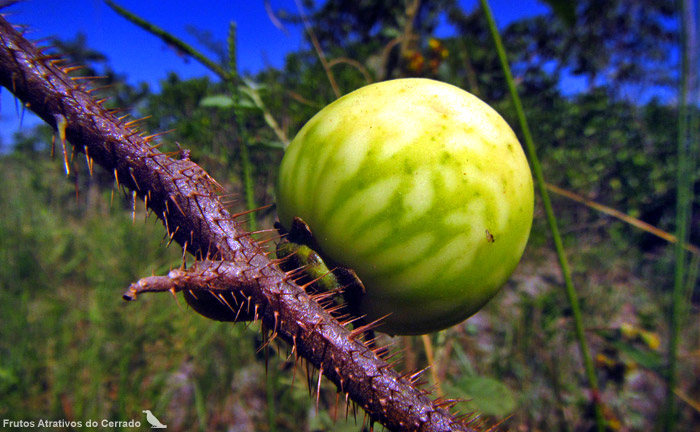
[276,78,534,335]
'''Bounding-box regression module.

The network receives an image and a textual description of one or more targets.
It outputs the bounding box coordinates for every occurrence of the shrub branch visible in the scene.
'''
[0,15,478,432]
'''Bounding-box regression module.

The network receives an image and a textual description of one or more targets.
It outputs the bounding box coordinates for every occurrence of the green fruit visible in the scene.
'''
[276,78,533,335]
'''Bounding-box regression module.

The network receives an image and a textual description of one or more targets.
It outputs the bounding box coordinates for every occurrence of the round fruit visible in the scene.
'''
[275,78,534,335]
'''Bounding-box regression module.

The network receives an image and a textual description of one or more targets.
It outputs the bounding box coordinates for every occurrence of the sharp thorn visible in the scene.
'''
[53,114,70,175]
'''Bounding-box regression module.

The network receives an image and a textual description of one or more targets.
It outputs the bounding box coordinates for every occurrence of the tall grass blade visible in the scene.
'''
[663,0,698,429]
[477,1,604,430]
[106,2,260,231]
[105,0,229,81]
[227,22,258,232]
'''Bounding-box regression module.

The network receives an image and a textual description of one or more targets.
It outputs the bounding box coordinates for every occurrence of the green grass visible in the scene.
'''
[1,141,698,431]
[1,10,698,426]
[0,153,369,431]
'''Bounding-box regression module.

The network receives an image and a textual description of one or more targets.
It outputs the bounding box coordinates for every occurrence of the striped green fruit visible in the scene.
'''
[276,78,533,335]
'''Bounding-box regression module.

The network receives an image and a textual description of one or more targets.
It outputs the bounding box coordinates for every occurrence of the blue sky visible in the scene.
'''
[1,0,550,145]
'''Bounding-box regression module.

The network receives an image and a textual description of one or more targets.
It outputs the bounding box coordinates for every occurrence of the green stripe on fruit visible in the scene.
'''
[276,78,533,335]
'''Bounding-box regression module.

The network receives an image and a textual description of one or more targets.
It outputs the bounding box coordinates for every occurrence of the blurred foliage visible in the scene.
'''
[1,0,699,430]
[503,0,677,97]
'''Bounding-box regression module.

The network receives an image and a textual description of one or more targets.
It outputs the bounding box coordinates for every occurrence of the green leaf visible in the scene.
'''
[199,94,234,108]
[445,376,516,417]
[234,98,262,111]
[610,340,664,373]
[247,140,285,150]
[200,94,261,112]
[241,77,265,92]
[238,85,261,104]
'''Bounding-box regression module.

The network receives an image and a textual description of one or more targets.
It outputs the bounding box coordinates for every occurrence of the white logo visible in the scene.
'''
[142,410,167,429]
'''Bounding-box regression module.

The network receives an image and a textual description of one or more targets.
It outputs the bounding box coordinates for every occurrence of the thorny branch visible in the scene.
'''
[0,16,481,431]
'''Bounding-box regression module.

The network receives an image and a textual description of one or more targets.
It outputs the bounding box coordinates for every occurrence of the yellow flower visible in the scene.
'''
[640,330,661,350]
[620,322,638,339]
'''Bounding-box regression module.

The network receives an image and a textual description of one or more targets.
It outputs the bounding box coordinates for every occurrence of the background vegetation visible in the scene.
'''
[1,0,698,430]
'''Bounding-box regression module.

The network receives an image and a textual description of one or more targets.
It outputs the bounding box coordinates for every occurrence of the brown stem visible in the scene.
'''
[399,0,421,60]
[0,15,478,432]
[294,0,341,99]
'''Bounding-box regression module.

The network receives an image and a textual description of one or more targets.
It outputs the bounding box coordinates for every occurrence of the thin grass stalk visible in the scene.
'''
[477,1,605,431]
[106,2,259,231]
[265,357,278,432]
[0,17,481,427]
[546,183,700,254]
[327,57,374,84]
[663,0,698,429]
[193,380,207,432]
[684,253,700,310]
[294,0,341,98]
[421,334,444,397]
[112,0,288,151]
[227,22,258,232]
[105,0,230,81]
